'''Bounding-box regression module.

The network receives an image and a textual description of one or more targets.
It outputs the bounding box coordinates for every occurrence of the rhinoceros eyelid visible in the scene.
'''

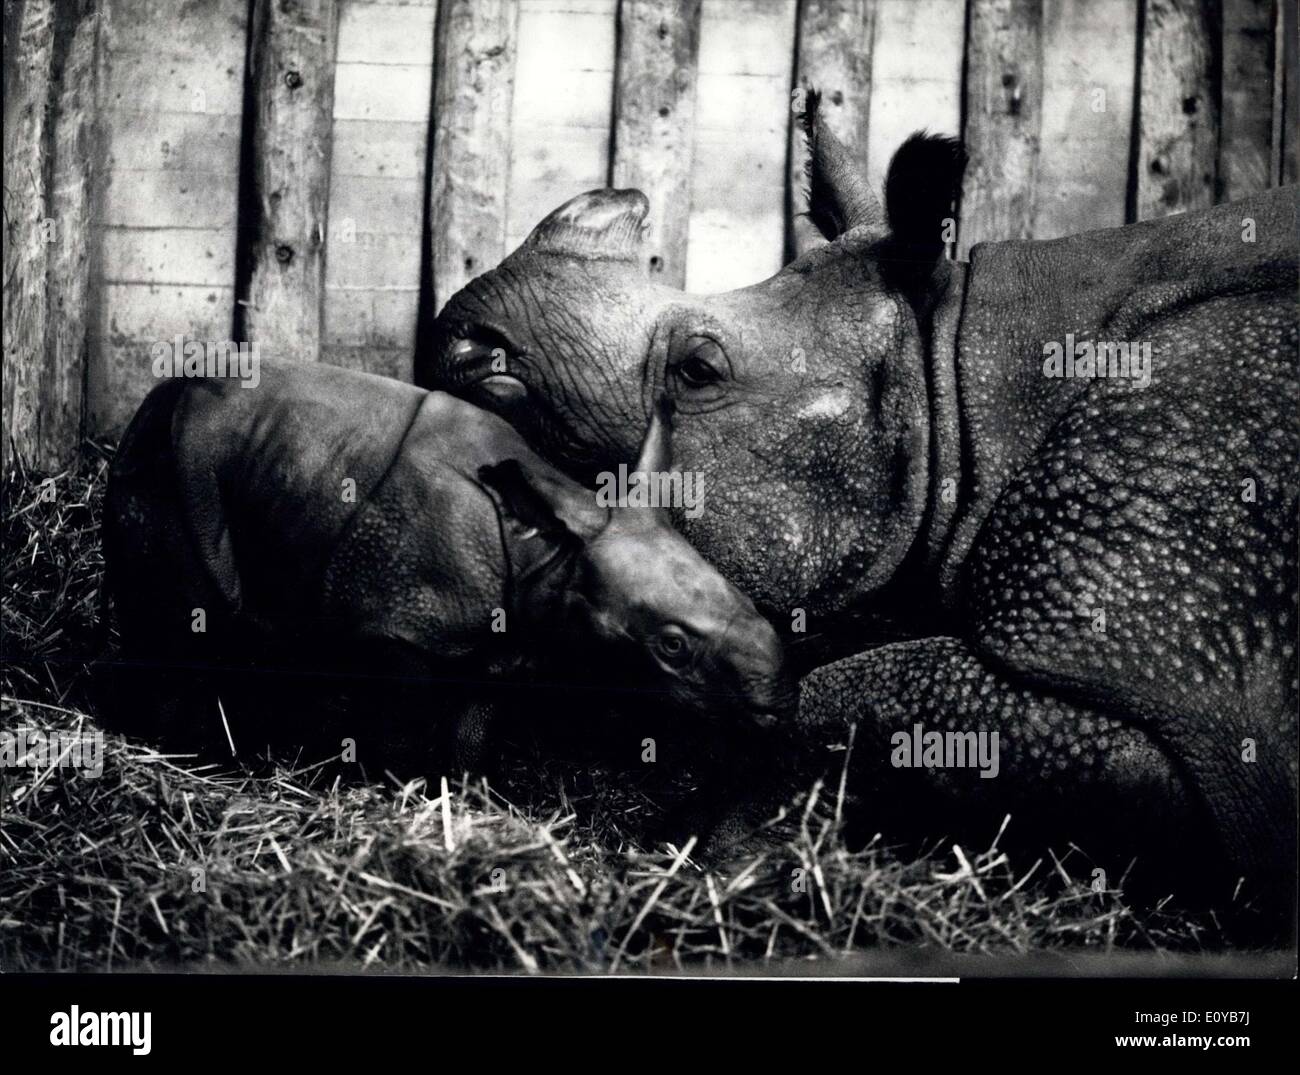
[654,626,694,666]
[671,338,731,392]
[451,320,526,359]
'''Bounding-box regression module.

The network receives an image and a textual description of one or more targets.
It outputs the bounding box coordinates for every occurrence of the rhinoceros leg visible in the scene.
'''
[797,635,1294,928]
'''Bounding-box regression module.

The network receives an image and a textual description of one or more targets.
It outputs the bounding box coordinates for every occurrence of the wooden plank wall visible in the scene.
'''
[866,0,965,196]
[429,0,520,315]
[960,0,1045,250]
[508,0,616,254]
[3,0,1298,464]
[2,0,99,471]
[323,0,436,381]
[684,0,796,294]
[1033,0,1137,241]
[613,0,702,286]
[788,0,877,258]
[87,0,248,438]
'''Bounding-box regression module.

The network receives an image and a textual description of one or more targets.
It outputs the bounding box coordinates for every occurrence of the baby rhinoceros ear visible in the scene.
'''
[477,460,607,542]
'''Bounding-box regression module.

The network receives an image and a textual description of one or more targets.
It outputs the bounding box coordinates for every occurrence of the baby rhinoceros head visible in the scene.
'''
[580,516,795,728]
[478,398,795,729]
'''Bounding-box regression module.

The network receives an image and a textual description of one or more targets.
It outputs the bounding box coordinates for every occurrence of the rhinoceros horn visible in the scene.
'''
[798,87,886,241]
[615,394,676,531]
[633,393,674,476]
[523,188,650,262]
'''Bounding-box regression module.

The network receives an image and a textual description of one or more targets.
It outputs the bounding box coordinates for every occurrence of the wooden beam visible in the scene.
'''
[1219,0,1274,201]
[960,0,1044,255]
[1278,0,1299,185]
[611,0,701,288]
[2,0,98,471]
[788,0,877,258]
[429,0,519,314]
[1134,0,1220,220]
[3,0,56,470]
[242,0,339,360]
[44,0,98,464]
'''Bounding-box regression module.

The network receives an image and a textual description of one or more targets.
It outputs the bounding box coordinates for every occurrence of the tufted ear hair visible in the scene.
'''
[881,131,967,292]
[798,88,886,241]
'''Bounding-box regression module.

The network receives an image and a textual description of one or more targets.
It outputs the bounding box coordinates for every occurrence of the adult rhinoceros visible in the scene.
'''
[421,94,1297,927]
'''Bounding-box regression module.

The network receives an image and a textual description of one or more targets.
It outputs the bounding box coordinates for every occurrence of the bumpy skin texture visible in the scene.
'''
[422,133,1298,924]
[829,233,1295,918]
[805,195,1300,911]
[934,196,1296,901]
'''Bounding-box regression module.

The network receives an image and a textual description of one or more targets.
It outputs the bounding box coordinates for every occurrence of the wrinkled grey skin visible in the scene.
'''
[422,95,1298,929]
[102,360,793,769]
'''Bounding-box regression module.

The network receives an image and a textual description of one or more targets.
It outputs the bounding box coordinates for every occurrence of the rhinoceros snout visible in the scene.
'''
[722,617,797,729]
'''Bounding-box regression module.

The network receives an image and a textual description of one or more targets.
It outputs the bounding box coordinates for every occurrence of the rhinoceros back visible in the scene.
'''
[168,361,430,628]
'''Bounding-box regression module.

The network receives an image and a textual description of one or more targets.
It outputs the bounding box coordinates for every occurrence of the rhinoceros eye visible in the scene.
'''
[445,333,531,406]
[655,626,691,665]
[673,338,726,389]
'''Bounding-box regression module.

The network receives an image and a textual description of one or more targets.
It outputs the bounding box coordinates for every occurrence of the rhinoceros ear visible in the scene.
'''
[478,460,607,543]
[881,131,966,282]
[522,189,650,262]
[797,87,885,241]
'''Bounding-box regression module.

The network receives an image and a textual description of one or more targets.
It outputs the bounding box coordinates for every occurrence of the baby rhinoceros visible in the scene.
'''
[102,360,793,771]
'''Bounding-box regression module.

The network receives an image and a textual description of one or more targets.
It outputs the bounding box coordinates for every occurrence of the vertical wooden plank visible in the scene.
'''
[1134,0,1220,220]
[960,0,1044,254]
[788,0,877,257]
[1280,0,1299,184]
[243,0,340,360]
[1219,0,1274,201]
[1,0,98,471]
[611,0,701,287]
[429,0,520,313]
[1033,0,1136,239]
[3,0,56,469]
[44,0,99,463]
